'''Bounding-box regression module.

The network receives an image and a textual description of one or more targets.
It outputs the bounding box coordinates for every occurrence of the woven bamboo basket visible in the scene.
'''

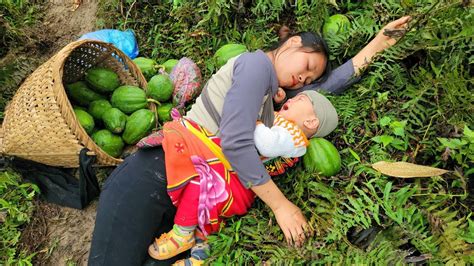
[0,40,150,167]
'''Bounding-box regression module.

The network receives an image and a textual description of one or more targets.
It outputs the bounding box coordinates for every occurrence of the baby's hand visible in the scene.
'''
[273,87,287,104]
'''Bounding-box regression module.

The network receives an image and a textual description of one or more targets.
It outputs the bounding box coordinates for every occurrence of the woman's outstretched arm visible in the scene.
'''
[352,16,411,75]
[286,16,411,96]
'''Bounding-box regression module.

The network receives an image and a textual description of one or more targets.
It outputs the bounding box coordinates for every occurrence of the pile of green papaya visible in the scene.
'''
[133,57,179,124]
[66,65,175,158]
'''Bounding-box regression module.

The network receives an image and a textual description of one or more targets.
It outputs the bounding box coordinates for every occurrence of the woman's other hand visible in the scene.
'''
[273,199,311,247]
[352,16,411,75]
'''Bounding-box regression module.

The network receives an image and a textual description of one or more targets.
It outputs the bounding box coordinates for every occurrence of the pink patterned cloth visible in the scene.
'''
[191,155,229,235]
[169,57,202,109]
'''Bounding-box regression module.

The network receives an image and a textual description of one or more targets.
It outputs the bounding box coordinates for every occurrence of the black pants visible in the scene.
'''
[88,147,188,266]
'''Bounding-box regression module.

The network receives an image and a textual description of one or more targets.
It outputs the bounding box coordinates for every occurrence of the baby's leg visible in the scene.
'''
[148,224,197,260]
[171,236,210,266]
[149,181,201,260]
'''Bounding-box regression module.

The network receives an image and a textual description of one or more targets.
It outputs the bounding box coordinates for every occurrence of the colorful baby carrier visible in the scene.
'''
[138,113,255,235]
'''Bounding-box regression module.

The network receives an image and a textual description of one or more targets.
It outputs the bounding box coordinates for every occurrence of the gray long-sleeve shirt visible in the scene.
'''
[189,50,357,188]
[219,51,279,188]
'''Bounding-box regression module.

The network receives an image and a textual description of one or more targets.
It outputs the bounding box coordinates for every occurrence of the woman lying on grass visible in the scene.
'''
[88,16,410,266]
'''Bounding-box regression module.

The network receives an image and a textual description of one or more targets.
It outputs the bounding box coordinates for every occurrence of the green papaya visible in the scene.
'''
[122,109,156,144]
[88,99,112,120]
[91,129,124,158]
[214,44,248,68]
[162,59,179,73]
[147,75,174,102]
[73,108,95,134]
[111,85,148,114]
[322,14,350,38]
[85,67,120,93]
[66,81,105,106]
[133,57,158,80]
[156,103,174,123]
[303,138,341,177]
[102,108,127,134]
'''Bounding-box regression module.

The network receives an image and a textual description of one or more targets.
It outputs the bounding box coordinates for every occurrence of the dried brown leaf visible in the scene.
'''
[372,161,449,178]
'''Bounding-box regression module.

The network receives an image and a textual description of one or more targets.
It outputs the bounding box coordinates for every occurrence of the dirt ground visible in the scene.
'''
[15,1,101,265]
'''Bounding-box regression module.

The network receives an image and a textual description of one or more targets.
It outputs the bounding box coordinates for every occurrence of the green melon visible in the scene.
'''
[156,103,174,123]
[102,108,127,134]
[91,129,124,158]
[303,138,341,177]
[214,43,248,68]
[122,109,156,144]
[66,81,105,106]
[85,67,121,93]
[147,74,174,102]
[162,59,179,73]
[73,108,95,134]
[88,99,112,120]
[322,14,350,37]
[111,85,148,114]
[133,57,158,80]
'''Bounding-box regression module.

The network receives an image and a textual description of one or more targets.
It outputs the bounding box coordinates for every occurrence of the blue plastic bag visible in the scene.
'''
[79,29,139,59]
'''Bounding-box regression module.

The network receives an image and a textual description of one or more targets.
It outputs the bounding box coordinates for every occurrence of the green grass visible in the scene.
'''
[1,2,43,263]
[97,0,473,263]
[0,170,39,265]
[0,1,44,116]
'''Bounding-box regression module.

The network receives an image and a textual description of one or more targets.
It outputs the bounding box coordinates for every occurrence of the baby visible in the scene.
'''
[148,89,338,265]
[255,88,338,160]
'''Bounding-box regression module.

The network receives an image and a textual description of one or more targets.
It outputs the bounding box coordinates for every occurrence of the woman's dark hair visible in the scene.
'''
[272,31,332,83]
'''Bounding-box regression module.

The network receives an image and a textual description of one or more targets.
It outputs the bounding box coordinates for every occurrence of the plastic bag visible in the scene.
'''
[169,57,202,109]
[79,29,139,59]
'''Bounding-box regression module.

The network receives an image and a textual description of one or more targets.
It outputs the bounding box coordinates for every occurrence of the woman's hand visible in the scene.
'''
[273,199,310,247]
[249,179,311,247]
[373,16,412,50]
[352,16,411,75]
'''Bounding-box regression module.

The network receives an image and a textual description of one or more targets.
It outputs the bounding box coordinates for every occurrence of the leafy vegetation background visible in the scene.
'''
[1,0,473,264]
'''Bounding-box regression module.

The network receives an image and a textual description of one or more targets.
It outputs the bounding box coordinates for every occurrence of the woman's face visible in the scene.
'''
[273,36,327,90]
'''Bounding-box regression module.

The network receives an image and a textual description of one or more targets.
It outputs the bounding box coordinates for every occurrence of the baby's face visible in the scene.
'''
[278,93,315,129]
